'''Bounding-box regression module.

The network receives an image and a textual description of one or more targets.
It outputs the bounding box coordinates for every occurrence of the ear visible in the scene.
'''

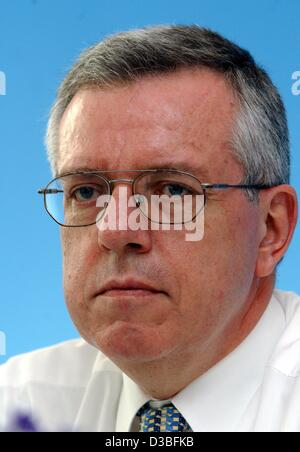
[255,185,298,278]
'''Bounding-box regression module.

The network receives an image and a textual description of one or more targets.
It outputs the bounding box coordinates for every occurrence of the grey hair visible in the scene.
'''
[46,25,289,201]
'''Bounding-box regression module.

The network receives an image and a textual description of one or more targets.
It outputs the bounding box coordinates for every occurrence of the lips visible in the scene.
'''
[98,279,164,296]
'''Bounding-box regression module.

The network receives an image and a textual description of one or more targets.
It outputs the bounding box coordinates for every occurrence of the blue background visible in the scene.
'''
[0,0,299,362]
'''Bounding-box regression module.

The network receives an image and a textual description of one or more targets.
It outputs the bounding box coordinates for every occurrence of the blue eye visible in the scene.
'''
[72,186,99,202]
[163,184,191,197]
[78,187,94,200]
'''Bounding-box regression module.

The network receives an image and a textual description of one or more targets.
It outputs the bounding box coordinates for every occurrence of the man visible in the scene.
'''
[0,25,299,432]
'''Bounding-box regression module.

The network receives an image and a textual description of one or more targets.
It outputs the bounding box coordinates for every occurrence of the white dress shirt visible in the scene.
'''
[1,288,300,432]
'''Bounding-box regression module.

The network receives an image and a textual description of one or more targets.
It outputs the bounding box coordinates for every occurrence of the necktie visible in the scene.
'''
[138,402,193,432]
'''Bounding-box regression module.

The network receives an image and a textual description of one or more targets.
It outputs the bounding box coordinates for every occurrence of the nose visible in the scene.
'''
[97,184,152,254]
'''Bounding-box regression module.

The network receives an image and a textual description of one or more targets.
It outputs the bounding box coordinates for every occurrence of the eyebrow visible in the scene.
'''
[57,163,211,181]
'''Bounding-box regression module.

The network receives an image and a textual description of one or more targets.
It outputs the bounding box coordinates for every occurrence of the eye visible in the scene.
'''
[70,185,103,202]
[159,183,193,197]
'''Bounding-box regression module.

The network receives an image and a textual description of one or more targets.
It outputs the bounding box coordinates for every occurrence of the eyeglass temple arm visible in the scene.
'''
[37,189,64,194]
[202,183,273,190]
[38,181,274,194]
[37,184,272,195]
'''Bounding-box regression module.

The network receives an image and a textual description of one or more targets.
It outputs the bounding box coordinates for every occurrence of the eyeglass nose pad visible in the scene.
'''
[134,194,144,208]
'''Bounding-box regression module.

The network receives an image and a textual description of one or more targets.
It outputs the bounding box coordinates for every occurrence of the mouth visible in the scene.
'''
[101,289,161,297]
[97,279,166,298]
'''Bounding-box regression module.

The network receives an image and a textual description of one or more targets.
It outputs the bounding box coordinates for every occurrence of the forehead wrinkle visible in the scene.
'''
[56,161,212,182]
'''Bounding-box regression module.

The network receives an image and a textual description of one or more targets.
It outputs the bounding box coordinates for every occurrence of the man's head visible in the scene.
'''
[45,25,297,398]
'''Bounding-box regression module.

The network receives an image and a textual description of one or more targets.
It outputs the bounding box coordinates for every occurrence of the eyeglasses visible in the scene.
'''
[37,169,272,227]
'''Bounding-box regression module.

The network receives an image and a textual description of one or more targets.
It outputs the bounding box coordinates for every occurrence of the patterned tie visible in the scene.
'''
[138,402,193,432]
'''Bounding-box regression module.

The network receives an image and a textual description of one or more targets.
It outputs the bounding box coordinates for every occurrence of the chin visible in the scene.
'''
[93,320,174,363]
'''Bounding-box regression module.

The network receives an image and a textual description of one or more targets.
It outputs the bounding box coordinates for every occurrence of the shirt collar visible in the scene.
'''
[116,373,150,432]
[173,294,285,432]
[116,293,285,432]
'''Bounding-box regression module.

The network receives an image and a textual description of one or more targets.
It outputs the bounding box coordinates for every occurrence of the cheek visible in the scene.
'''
[202,202,260,297]
[62,228,98,305]
[227,204,260,266]
[62,233,100,344]
[167,203,260,315]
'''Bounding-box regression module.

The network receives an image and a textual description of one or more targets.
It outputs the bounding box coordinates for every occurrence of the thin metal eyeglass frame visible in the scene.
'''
[37,169,273,227]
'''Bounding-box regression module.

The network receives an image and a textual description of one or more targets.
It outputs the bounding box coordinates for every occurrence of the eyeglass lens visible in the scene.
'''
[44,171,205,226]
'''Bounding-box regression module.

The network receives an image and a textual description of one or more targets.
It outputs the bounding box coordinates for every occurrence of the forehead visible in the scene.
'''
[58,68,240,179]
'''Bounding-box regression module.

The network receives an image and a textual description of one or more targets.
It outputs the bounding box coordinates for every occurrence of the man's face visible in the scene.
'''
[59,69,262,368]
